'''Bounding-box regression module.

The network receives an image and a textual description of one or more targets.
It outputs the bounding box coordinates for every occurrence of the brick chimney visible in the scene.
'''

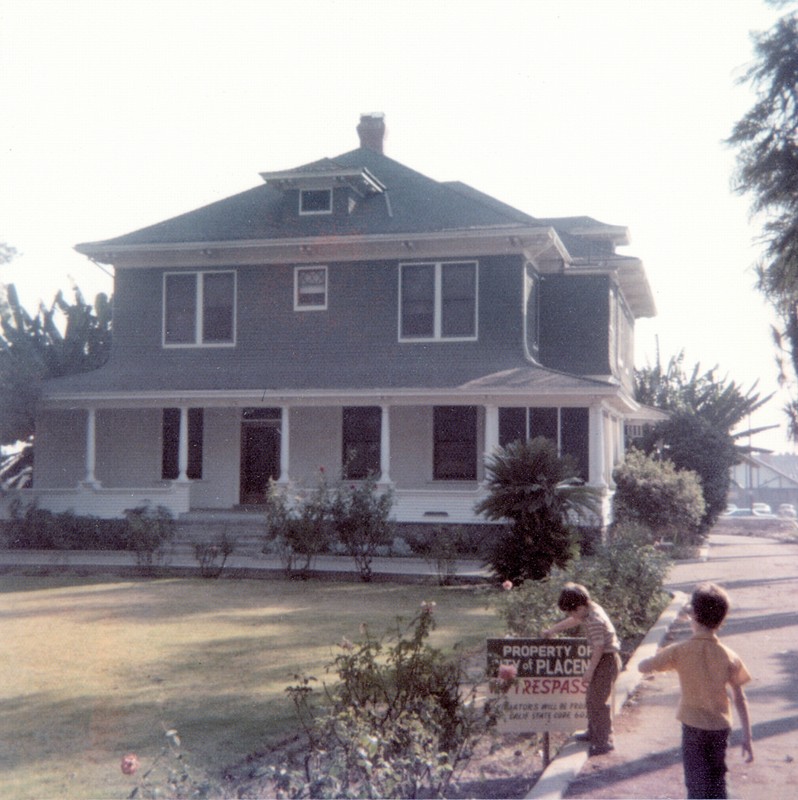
[357,112,386,153]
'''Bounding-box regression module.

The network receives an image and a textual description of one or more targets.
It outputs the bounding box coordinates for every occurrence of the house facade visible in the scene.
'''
[23,114,655,527]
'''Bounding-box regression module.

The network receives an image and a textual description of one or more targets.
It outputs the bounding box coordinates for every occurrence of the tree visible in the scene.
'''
[475,437,599,582]
[0,280,112,485]
[639,412,739,531]
[612,448,706,547]
[635,348,774,530]
[728,6,798,437]
[635,348,772,453]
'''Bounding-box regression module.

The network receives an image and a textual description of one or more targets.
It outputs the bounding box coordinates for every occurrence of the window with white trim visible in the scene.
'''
[498,406,589,481]
[294,266,328,310]
[399,261,478,341]
[299,188,332,215]
[163,271,236,346]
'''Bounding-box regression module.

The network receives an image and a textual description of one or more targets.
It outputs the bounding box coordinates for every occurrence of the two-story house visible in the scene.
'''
[27,114,655,529]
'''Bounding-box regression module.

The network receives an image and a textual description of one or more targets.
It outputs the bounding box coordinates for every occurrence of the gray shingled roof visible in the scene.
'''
[75,147,625,251]
[42,358,617,399]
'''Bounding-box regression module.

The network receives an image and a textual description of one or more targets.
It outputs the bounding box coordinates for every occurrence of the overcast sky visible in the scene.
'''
[1,0,792,451]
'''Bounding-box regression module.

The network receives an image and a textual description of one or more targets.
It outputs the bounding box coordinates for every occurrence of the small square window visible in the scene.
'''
[295,266,328,310]
[299,189,332,215]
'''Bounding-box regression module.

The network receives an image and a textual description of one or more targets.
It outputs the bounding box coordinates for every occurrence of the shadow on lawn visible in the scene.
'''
[0,683,279,775]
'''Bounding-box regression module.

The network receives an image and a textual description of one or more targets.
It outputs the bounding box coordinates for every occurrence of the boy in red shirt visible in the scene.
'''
[639,582,753,799]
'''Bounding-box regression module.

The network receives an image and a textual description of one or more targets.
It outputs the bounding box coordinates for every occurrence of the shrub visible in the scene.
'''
[193,532,234,578]
[265,604,498,798]
[405,526,461,585]
[476,438,600,582]
[4,499,129,550]
[496,527,671,656]
[262,478,331,578]
[612,448,706,548]
[330,474,394,582]
[124,505,175,571]
[119,728,220,799]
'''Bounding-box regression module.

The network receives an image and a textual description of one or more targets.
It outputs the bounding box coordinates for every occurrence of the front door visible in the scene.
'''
[240,423,280,504]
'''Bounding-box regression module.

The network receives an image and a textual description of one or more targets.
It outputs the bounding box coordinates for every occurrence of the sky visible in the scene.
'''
[1,0,794,451]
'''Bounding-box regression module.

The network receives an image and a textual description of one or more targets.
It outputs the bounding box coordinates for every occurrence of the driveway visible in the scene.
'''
[563,531,798,799]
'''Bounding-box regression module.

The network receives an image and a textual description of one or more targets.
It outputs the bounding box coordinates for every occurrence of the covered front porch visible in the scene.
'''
[14,384,630,525]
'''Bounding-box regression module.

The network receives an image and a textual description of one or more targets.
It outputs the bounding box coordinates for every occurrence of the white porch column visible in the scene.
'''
[484,404,500,462]
[589,404,608,488]
[176,406,190,482]
[379,404,391,484]
[83,407,100,487]
[277,405,290,484]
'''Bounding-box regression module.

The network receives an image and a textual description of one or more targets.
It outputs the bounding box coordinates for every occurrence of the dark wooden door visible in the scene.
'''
[240,423,280,504]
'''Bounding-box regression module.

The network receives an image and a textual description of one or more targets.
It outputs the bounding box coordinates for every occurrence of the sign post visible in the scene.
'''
[487,637,590,735]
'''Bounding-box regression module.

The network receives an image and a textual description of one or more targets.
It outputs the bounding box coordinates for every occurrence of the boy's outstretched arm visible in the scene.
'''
[542,616,580,637]
[732,684,754,763]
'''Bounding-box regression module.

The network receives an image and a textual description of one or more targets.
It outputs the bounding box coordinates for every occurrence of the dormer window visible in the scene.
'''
[299,188,333,215]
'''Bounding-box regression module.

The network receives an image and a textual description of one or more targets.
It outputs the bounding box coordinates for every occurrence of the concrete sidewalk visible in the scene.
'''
[0,545,491,583]
[529,531,798,800]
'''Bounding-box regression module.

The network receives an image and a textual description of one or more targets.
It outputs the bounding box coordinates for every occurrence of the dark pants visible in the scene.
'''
[682,723,729,799]
[586,651,621,747]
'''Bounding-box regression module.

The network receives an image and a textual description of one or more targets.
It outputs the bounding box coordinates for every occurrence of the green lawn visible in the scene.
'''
[0,574,499,799]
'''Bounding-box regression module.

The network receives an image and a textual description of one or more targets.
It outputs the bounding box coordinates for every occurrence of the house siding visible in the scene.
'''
[34,410,86,488]
[538,274,610,374]
[106,255,528,392]
[95,409,162,487]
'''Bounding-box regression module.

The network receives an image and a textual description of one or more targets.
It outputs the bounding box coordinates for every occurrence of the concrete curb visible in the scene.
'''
[524,589,690,800]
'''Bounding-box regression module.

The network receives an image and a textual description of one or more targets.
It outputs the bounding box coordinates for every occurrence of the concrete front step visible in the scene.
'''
[175,509,268,556]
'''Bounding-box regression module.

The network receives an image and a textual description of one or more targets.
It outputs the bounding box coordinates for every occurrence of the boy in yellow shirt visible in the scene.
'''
[639,582,753,799]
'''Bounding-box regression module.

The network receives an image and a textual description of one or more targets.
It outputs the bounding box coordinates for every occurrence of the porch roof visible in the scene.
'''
[41,363,634,411]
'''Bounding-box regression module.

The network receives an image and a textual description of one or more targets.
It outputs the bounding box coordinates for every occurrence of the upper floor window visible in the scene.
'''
[399,261,478,341]
[299,188,332,215]
[163,271,236,347]
[295,266,328,310]
[524,264,540,357]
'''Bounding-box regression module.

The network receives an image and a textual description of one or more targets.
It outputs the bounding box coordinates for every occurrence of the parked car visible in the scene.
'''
[752,502,772,514]
[724,508,754,517]
[778,503,797,518]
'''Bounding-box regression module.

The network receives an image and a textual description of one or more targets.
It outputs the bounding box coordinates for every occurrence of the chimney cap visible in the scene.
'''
[357,112,386,154]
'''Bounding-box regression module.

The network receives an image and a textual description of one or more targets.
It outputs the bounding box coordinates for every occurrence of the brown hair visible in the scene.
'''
[691,582,730,629]
[557,582,591,612]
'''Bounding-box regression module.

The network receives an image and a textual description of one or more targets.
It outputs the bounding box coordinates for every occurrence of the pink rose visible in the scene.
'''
[120,754,140,775]
[498,663,518,684]
[502,580,513,591]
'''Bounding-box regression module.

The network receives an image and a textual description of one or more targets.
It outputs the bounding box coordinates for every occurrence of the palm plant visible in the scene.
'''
[475,437,600,582]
